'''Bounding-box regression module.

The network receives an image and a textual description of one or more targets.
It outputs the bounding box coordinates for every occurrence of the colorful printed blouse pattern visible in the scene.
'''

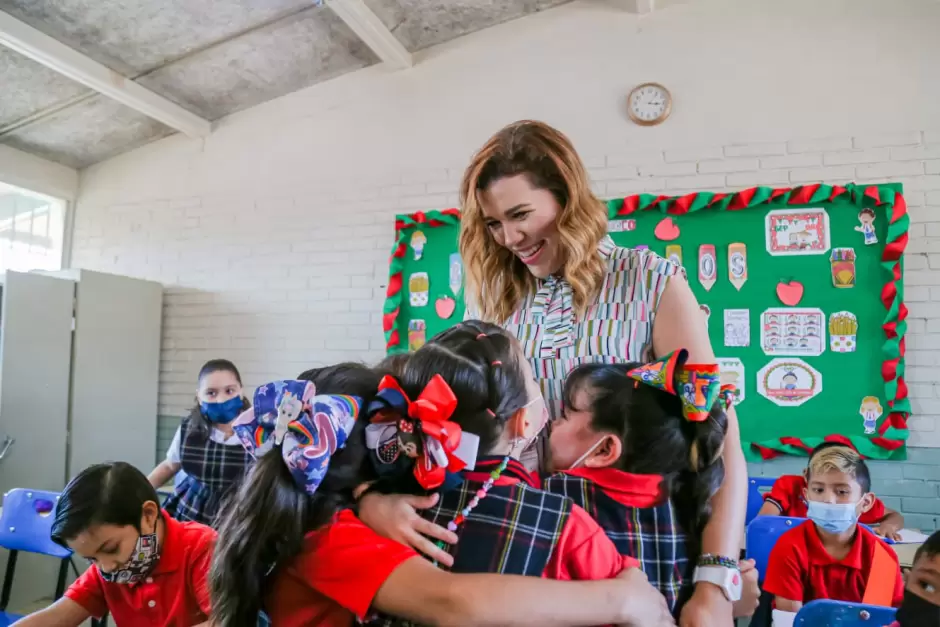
[470,237,683,419]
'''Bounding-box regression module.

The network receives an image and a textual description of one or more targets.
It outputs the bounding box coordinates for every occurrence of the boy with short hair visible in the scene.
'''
[757,442,905,540]
[763,446,904,612]
[888,529,940,627]
[13,462,214,627]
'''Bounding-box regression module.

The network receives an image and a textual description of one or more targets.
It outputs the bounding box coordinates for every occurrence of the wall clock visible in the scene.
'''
[627,82,672,126]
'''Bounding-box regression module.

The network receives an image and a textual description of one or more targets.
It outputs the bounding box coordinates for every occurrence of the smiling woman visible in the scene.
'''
[458,120,750,627]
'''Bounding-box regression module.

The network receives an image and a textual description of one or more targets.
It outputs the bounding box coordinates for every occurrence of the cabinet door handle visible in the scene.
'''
[0,436,13,462]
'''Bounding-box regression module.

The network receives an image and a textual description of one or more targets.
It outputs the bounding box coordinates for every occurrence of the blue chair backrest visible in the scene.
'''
[0,489,72,558]
[746,476,778,526]
[795,599,897,625]
[746,515,806,583]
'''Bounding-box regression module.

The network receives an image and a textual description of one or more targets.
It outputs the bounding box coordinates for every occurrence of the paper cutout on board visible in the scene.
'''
[698,245,717,291]
[760,308,825,357]
[700,304,711,331]
[757,358,822,407]
[608,219,636,233]
[829,311,858,353]
[728,243,748,290]
[409,272,429,307]
[449,253,463,296]
[654,218,681,241]
[776,281,804,306]
[859,396,883,435]
[435,295,456,320]
[665,244,683,267]
[410,230,427,260]
[830,248,857,288]
[723,309,750,347]
[855,208,878,246]
[408,320,427,351]
[717,358,746,405]
[765,208,831,256]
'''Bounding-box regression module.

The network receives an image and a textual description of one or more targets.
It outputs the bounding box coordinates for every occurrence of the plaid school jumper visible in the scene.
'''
[467,238,682,469]
[366,457,572,627]
[163,417,252,527]
[544,470,696,617]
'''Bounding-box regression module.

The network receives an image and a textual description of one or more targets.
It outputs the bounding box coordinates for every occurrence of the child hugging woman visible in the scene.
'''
[148,359,251,526]
[210,328,673,627]
[544,350,735,616]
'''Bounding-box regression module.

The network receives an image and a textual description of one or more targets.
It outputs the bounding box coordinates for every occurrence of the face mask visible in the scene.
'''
[806,499,860,534]
[514,396,548,453]
[99,531,160,585]
[570,436,607,470]
[200,396,243,424]
[897,589,940,627]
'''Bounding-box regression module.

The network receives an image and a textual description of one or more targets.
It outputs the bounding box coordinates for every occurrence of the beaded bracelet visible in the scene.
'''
[697,553,740,569]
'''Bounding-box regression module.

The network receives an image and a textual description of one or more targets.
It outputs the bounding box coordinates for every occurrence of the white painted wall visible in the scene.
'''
[72,0,940,447]
[0,144,77,201]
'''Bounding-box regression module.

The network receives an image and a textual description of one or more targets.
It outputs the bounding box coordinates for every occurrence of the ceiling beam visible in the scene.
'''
[326,0,413,70]
[0,10,211,138]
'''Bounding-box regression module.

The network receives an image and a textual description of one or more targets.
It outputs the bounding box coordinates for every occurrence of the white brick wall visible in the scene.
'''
[71,130,940,446]
[67,0,940,453]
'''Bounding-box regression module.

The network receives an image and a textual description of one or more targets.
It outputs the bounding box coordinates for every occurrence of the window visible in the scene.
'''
[0,182,66,273]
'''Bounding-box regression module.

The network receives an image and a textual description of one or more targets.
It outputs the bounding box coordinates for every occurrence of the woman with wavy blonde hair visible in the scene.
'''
[458,120,750,627]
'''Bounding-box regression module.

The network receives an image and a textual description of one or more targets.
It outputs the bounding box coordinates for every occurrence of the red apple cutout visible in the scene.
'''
[435,295,456,319]
[776,281,804,306]
[654,218,681,241]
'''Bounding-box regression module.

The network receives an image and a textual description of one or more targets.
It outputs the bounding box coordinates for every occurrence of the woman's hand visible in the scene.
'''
[679,583,733,627]
[357,492,459,566]
[615,567,676,627]
[732,559,760,618]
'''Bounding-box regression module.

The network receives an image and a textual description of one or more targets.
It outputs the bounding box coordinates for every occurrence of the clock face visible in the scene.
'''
[628,83,671,125]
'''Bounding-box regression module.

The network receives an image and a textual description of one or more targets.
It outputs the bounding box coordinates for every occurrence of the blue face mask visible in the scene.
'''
[200,396,244,424]
[806,499,860,534]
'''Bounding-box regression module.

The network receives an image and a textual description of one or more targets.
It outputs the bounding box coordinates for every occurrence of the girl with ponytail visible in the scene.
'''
[544,349,757,618]
[211,361,675,627]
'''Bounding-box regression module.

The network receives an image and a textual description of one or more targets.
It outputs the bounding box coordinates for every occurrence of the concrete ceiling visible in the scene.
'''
[0,0,571,170]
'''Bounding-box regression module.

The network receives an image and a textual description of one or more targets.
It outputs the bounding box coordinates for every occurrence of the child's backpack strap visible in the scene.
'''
[861,539,895,607]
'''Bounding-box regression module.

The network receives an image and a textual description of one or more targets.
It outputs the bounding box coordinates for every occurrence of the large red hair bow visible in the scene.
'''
[365,374,479,489]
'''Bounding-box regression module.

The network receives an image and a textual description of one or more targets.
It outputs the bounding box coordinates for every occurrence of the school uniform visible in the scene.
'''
[763,520,904,607]
[163,415,252,526]
[763,475,887,523]
[265,509,417,627]
[543,466,696,616]
[65,512,215,626]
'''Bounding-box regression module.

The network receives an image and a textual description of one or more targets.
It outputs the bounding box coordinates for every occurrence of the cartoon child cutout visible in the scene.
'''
[855,208,878,246]
[781,371,798,390]
[859,396,883,435]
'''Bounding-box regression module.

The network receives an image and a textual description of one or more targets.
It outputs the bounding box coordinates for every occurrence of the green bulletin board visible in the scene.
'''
[382,184,910,461]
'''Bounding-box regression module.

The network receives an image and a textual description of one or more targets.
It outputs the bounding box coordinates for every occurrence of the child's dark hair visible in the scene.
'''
[209,363,381,627]
[51,462,160,548]
[914,529,940,564]
[807,445,871,493]
[401,320,528,455]
[186,358,249,441]
[563,362,728,537]
[373,352,411,378]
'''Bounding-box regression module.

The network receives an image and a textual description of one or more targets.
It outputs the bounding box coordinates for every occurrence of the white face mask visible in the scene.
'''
[806,499,860,534]
[570,436,607,470]
[513,396,548,454]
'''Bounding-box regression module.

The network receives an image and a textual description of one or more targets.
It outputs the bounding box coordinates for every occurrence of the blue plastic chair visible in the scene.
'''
[0,489,72,626]
[795,599,897,625]
[746,515,807,584]
[746,476,778,526]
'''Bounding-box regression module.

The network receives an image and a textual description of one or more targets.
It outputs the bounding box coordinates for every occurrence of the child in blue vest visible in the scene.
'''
[543,349,757,619]
[148,359,251,526]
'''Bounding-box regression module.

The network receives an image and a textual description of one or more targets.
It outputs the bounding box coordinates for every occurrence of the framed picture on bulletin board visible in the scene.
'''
[382,183,910,461]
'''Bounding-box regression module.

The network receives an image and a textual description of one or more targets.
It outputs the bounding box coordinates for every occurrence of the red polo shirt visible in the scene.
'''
[763,475,886,523]
[265,509,418,627]
[65,512,214,626]
[763,520,904,607]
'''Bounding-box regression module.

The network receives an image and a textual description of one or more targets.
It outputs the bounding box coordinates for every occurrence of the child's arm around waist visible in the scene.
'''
[545,503,638,580]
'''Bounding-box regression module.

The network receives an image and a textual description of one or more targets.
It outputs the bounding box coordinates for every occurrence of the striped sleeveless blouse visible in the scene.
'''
[470,236,683,421]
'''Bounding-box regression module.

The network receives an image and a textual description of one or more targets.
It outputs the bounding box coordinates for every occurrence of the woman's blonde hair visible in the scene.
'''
[458,120,609,323]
